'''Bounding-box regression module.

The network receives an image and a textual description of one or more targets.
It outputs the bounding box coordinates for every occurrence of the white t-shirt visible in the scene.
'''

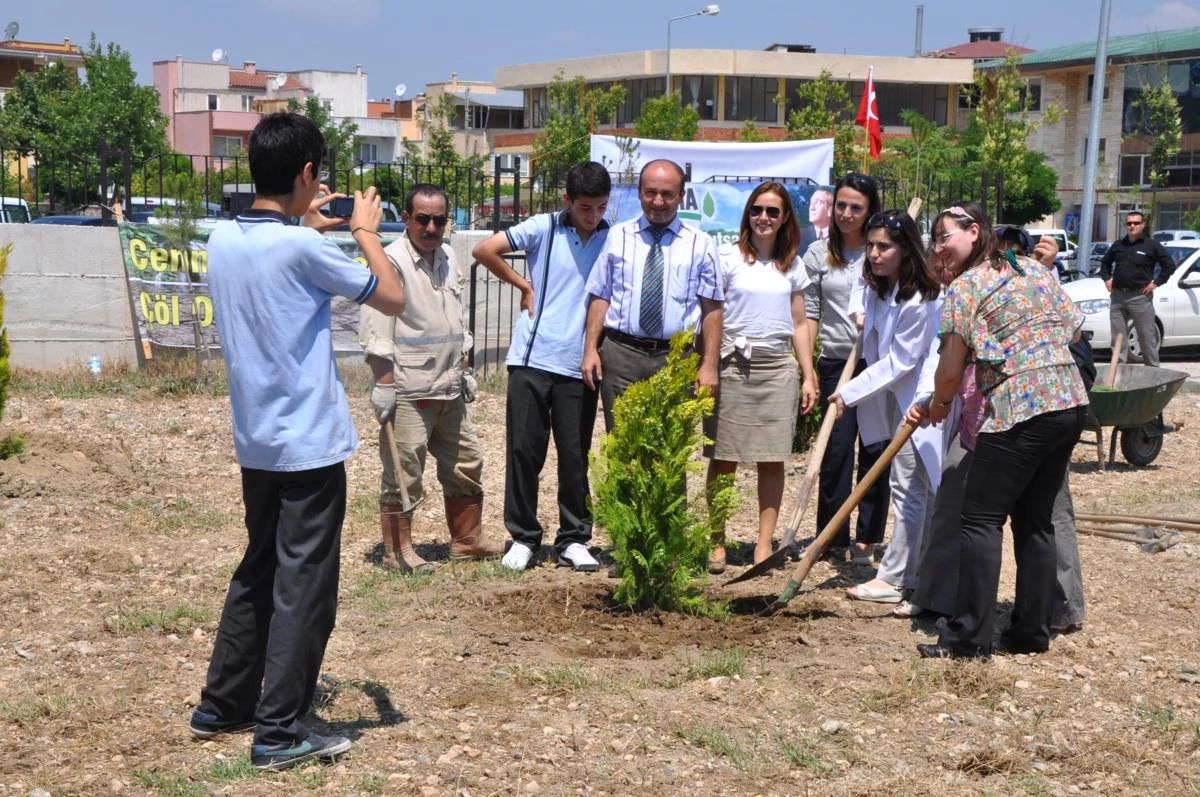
[718,243,811,351]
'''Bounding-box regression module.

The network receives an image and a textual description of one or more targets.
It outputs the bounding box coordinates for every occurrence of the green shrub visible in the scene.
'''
[591,332,735,617]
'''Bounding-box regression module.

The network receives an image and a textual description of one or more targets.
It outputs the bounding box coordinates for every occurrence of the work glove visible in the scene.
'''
[461,367,478,404]
[371,382,396,423]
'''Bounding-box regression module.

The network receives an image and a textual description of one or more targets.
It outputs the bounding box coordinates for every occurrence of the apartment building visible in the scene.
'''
[152,56,402,164]
[994,27,1200,239]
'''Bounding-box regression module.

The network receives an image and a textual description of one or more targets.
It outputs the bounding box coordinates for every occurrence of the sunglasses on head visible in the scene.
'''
[413,213,449,228]
[749,204,782,219]
[843,171,877,189]
[867,211,905,232]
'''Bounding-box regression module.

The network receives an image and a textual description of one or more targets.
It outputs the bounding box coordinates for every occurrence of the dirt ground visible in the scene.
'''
[1,374,1199,796]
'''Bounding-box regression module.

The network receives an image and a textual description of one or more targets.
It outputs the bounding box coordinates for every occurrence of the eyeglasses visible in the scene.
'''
[413,213,449,228]
[867,212,905,232]
[932,227,962,250]
[1126,220,1144,227]
[835,200,867,215]
[749,204,783,219]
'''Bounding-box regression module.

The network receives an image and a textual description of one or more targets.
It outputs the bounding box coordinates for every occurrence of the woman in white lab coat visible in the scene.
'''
[830,210,942,603]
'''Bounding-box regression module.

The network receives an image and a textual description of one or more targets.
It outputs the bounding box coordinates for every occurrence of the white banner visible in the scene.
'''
[589,135,834,184]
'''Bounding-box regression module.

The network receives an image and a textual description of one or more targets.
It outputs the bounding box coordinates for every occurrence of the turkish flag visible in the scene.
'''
[856,66,882,161]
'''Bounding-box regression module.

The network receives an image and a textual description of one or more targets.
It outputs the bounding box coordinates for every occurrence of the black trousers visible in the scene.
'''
[815,356,890,548]
[504,366,598,550]
[198,462,346,747]
[939,406,1087,656]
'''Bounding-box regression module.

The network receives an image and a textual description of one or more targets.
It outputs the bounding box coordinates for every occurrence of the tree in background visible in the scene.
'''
[737,119,773,143]
[532,72,626,177]
[967,54,1060,222]
[289,96,357,185]
[1128,70,1182,220]
[633,93,699,141]
[0,36,168,207]
[400,93,489,225]
[783,70,856,169]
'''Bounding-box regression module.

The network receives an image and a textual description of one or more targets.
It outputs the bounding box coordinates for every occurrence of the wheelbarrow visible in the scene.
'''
[1085,363,1187,469]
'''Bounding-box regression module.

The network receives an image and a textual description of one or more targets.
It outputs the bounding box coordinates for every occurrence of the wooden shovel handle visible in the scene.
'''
[1104,333,1124,388]
[777,421,917,605]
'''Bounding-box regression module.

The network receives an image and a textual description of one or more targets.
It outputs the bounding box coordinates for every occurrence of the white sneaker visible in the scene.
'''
[557,543,599,572]
[501,541,535,571]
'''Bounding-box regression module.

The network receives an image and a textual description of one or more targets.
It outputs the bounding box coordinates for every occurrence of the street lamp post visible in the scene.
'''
[666,4,719,97]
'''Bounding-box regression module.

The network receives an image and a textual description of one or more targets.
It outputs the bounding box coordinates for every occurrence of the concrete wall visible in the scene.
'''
[0,225,522,372]
[0,225,138,370]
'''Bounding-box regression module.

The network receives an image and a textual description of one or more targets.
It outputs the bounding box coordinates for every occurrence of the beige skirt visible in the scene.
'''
[703,346,799,462]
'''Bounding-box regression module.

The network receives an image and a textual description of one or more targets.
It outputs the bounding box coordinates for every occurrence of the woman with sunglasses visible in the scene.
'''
[704,182,817,570]
[912,202,1088,660]
[828,210,942,603]
[801,172,888,564]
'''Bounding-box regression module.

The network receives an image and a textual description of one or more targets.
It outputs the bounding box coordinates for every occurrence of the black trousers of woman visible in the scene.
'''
[816,356,890,549]
[938,406,1087,656]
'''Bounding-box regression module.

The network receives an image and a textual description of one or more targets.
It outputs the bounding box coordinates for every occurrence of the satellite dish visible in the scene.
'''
[4,21,18,41]
[271,73,287,90]
[394,83,407,98]
[211,47,226,63]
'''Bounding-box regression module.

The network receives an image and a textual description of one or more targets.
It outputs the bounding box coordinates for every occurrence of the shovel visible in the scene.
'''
[725,338,861,586]
[773,421,917,609]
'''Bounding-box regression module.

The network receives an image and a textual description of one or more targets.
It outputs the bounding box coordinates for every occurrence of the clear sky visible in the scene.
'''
[8,0,1200,100]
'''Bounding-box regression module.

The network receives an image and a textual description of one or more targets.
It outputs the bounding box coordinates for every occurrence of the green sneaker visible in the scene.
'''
[250,733,351,771]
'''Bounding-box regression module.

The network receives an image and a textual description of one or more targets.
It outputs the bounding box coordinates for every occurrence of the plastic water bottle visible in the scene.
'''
[88,352,102,377]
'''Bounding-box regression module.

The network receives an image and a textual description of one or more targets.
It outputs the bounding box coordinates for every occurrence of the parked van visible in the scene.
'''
[1,197,31,224]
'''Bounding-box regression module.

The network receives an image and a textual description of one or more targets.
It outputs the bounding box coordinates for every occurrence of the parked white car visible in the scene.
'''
[1062,240,1200,358]
[1152,229,1200,243]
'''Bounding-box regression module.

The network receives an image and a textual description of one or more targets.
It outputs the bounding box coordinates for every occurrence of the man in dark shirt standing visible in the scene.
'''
[1099,210,1175,367]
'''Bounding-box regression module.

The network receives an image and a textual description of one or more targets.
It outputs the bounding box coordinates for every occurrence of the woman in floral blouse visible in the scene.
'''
[910,202,1088,660]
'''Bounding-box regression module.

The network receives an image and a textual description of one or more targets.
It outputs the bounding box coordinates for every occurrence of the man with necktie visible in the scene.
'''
[581,159,724,431]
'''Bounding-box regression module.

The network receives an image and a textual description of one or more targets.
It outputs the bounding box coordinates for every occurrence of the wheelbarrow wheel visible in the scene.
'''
[1120,422,1163,466]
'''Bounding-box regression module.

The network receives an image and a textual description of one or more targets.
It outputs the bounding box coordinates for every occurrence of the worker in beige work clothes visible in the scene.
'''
[360,182,502,570]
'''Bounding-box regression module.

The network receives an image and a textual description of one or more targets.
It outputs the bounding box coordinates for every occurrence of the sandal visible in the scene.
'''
[846,581,903,604]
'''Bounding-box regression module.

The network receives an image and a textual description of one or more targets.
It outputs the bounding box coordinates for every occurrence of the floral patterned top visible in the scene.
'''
[940,255,1089,433]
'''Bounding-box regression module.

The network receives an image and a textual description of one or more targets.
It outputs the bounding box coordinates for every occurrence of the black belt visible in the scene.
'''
[604,328,671,352]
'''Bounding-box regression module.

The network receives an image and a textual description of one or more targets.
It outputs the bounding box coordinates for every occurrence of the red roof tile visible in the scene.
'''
[227,70,308,91]
[927,41,1035,59]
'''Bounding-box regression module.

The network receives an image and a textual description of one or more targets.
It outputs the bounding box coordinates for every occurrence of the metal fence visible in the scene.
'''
[0,141,496,225]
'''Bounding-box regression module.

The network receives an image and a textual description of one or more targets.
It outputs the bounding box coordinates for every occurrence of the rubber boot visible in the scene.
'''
[381,502,435,573]
[445,495,502,561]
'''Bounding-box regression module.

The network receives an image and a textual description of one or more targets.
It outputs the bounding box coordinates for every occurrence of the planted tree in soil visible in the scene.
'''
[591,332,736,617]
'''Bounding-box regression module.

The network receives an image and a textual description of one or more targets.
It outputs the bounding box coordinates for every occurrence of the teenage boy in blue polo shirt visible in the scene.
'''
[189,112,406,771]
[472,161,612,572]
